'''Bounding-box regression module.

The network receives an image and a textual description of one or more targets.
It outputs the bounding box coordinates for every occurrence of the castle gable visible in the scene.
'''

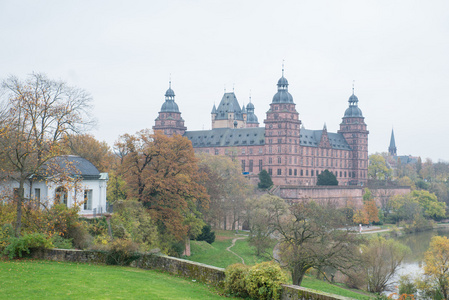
[299,129,351,150]
[215,92,244,121]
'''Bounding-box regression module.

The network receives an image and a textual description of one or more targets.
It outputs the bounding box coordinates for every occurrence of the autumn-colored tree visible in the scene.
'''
[424,236,449,299]
[115,130,209,251]
[196,153,252,230]
[62,134,115,172]
[353,209,368,225]
[0,73,94,236]
[363,188,379,224]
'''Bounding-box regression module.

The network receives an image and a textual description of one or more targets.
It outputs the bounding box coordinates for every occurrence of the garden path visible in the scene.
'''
[226,237,246,264]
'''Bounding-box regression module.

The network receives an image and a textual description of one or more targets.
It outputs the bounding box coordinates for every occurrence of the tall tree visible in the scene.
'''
[258,169,273,189]
[115,131,209,244]
[274,201,361,285]
[0,73,94,235]
[196,153,251,230]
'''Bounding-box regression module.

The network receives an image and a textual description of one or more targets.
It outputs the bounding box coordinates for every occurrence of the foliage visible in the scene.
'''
[2,232,53,259]
[363,188,380,224]
[106,238,141,266]
[0,223,14,250]
[258,169,273,189]
[224,263,250,297]
[196,153,252,230]
[62,133,115,173]
[245,194,287,257]
[110,200,159,252]
[195,224,215,244]
[116,131,209,247]
[398,275,417,296]
[245,261,287,300]
[423,235,449,299]
[275,201,361,286]
[0,73,94,236]
[390,190,445,222]
[316,169,338,186]
[360,236,410,294]
[51,234,74,249]
[106,170,128,203]
[369,154,392,180]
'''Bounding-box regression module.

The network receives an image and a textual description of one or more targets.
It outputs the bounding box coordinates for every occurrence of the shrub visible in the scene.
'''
[3,233,52,259]
[245,261,287,300]
[398,275,417,296]
[195,225,215,244]
[0,224,14,251]
[51,235,73,249]
[225,263,250,297]
[106,238,140,266]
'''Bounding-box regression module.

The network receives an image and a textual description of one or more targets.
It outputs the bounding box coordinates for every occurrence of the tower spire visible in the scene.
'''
[169,73,172,89]
[282,59,285,77]
[352,80,355,95]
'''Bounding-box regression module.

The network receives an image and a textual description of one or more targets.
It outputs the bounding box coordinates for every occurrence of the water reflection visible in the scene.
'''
[386,226,449,293]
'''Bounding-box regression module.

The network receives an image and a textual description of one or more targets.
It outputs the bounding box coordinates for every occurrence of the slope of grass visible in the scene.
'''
[0,259,236,299]
[301,277,374,299]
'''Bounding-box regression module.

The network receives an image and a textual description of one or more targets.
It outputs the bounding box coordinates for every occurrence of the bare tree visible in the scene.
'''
[0,73,95,235]
[274,200,362,286]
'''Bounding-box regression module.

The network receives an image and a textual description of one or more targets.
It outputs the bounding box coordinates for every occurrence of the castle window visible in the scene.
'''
[277,169,282,175]
[249,149,253,154]
[259,160,263,171]
[259,148,263,154]
[278,157,281,164]
[215,149,219,155]
[268,169,272,175]
[306,170,309,176]
[242,149,245,154]
[277,146,281,153]
[241,160,246,172]
[278,138,282,143]
[289,169,292,176]
[301,170,303,176]
[249,160,253,172]
[311,170,314,176]
[269,139,272,144]
[294,169,297,176]
[269,147,272,153]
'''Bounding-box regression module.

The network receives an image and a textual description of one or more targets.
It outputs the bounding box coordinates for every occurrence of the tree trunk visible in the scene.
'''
[14,179,25,237]
[292,267,307,286]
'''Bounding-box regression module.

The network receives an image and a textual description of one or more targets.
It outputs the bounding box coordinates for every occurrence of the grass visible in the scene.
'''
[0,259,237,300]
[301,277,374,299]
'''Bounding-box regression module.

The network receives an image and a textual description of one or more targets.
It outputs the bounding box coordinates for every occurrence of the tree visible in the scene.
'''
[368,154,392,181]
[390,190,445,222]
[275,201,361,286]
[245,195,287,257]
[196,153,251,230]
[0,73,94,236]
[361,236,410,294]
[423,236,449,299]
[63,133,115,172]
[258,170,273,189]
[115,130,209,252]
[363,188,379,224]
[316,169,338,186]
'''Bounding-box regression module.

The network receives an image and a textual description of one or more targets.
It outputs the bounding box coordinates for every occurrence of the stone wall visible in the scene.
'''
[31,248,354,299]
[275,185,411,207]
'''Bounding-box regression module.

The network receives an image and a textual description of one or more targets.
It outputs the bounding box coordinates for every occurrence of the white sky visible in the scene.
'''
[1,0,449,161]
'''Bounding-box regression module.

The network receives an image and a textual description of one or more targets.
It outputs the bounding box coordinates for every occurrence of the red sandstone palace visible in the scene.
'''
[153,70,369,186]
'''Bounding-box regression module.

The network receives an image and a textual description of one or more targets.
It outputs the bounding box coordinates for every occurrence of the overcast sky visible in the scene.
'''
[1,0,448,161]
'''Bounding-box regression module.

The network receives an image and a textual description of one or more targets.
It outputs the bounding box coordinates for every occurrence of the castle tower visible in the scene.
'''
[264,68,301,183]
[338,89,369,185]
[388,129,397,156]
[246,98,259,128]
[153,81,186,136]
[212,92,246,129]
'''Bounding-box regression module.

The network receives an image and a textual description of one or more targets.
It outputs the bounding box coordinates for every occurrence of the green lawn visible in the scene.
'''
[301,277,374,299]
[0,259,236,300]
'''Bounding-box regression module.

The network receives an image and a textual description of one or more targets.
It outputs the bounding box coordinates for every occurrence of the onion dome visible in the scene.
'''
[343,92,363,117]
[272,69,294,103]
[246,101,258,124]
[160,81,180,113]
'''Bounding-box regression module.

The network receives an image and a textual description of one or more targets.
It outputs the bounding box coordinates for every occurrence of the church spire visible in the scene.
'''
[389,128,397,156]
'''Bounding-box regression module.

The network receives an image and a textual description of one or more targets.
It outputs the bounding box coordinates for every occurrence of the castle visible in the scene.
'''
[153,70,369,186]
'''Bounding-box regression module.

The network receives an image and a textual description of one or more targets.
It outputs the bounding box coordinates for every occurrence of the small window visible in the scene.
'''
[84,190,93,210]
[55,186,68,206]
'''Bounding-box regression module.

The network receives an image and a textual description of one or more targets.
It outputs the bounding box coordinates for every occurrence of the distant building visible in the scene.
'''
[153,70,369,186]
[387,129,419,166]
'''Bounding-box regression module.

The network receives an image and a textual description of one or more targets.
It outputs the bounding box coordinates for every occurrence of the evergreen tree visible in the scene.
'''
[316,169,338,186]
[258,170,273,189]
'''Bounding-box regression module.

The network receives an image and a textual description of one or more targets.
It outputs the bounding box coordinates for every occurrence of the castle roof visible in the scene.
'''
[185,127,351,150]
[343,92,363,118]
[214,92,245,121]
[160,82,180,113]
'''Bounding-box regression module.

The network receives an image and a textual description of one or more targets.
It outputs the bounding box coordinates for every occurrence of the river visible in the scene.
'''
[386,225,449,293]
